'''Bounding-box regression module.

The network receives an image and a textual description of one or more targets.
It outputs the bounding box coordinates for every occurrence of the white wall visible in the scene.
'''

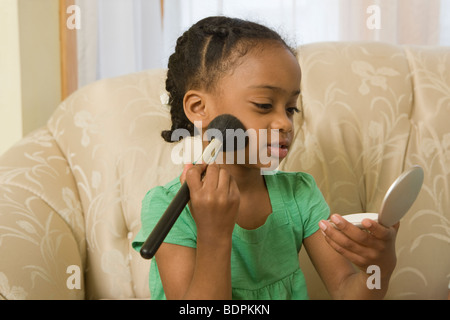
[0,0,23,154]
[0,0,62,154]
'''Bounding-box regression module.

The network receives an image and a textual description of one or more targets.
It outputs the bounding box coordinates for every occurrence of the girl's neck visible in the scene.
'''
[221,163,266,194]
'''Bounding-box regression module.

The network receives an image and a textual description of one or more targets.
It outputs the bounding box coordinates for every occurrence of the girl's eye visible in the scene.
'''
[253,103,273,110]
[286,107,300,115]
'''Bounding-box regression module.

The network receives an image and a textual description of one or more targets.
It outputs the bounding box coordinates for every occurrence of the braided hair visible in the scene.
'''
[162,16,294,143]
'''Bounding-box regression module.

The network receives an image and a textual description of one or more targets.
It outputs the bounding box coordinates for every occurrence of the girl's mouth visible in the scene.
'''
[266,143,289,160]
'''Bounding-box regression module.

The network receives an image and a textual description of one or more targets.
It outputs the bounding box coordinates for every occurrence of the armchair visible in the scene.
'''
[1,42,448,299]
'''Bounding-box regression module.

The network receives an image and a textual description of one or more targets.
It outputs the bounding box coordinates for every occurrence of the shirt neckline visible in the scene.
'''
[233,172,289,243]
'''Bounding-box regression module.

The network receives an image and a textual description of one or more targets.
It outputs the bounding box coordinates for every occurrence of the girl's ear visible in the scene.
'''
[183,90,212,130]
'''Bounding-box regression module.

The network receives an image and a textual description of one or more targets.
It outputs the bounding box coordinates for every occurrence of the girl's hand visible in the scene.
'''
[319,214,399,279]
[182,163,240,243]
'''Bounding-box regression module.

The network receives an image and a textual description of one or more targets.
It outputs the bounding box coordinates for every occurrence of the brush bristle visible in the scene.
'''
[206,114,248,152]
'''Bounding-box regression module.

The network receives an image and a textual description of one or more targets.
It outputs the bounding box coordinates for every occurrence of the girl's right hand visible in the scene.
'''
[182,163,240,243]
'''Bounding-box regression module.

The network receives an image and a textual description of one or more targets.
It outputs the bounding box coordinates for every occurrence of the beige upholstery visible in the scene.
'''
[0,42,448,300]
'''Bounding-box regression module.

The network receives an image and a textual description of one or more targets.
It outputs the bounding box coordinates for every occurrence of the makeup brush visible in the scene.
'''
[140,114,247,259]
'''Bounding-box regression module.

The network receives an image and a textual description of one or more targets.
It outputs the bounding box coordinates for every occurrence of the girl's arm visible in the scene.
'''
[303,214,398,300]
[155,239,232,299]
[154,164,240,300]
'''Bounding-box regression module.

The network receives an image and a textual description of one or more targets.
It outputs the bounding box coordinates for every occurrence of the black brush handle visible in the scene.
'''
[140,182,190,259]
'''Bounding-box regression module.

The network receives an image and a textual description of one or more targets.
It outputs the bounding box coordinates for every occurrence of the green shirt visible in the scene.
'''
[132,171,330,300]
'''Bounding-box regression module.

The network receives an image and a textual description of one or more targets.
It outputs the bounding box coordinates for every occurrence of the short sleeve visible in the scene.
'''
[297,173,330,238]
[132,181,197,253]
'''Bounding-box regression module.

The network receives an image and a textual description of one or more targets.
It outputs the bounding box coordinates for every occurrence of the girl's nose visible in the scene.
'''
[270,110,293,133]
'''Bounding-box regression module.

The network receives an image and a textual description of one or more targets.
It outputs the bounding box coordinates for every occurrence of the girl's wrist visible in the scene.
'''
[197,228,234,248]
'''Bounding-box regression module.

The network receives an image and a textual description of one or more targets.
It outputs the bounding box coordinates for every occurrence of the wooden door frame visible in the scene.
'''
[59,0,78,100]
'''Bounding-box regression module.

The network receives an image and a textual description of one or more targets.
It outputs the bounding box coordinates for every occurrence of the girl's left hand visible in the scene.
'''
[319,214,399,278]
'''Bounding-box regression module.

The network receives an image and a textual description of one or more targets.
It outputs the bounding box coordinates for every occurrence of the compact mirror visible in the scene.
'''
[342,165,424,228]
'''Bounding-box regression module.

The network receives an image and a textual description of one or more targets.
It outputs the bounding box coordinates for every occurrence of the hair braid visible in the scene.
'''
[161,16,294,143]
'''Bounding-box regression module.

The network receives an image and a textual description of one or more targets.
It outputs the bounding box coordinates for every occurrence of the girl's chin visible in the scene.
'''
[228,161,280,172]
[215,147,288,170]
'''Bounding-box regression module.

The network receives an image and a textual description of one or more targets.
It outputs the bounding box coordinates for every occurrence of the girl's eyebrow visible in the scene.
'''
[248,85,301,96]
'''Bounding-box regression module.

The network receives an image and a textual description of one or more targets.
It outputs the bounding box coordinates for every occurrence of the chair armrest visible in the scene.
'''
[0,128,85,299]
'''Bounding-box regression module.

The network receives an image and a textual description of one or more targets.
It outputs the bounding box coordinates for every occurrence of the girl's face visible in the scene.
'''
[207,42,302,170]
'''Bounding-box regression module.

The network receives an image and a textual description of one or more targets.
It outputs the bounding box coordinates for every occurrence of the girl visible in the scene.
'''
[133,16,398,300]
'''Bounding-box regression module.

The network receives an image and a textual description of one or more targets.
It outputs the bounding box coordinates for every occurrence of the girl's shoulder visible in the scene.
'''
[268,171,329,239]
[266,170,327,211]
[265,170,318,191]
[143,175,182,202]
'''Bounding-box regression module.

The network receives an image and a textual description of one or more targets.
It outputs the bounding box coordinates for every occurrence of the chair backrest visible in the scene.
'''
[281,42,449,299]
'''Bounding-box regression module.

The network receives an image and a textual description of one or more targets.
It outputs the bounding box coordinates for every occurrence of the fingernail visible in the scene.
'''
[319,220,327,231]
[331,214,342,225]
[362,219,372,228]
